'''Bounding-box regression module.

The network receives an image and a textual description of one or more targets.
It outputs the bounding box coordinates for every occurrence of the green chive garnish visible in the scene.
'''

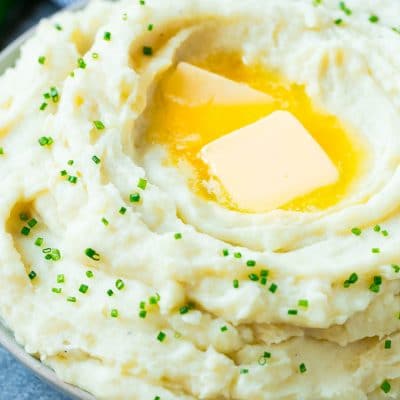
[85,248,100,261]
[79,284,89,294]
[34,237,44,247]
[129,193,141,203]
[38,56,46,65]
[77,58,86,69]
[143,46,153,56]
[137,178,147,190]
[351,227,362,236]
[92,155,101,164]
[269,283,278,293]
[157,331,166,342]
[93,120,105,130]
[28,271,37,281]
[299,363,307,374]
[104,32,111,41]
[381,380,391,394]
[115,279,125,290]
[220,326,228,332]
[111,309,119,318]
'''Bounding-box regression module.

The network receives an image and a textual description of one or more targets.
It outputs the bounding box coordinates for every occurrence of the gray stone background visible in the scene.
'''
[1,4,72,399]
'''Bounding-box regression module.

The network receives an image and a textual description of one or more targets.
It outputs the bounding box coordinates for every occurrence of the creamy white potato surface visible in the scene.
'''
[0,0,400,399]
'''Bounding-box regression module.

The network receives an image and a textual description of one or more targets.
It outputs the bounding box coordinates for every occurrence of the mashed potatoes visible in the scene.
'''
[0,0,400,399]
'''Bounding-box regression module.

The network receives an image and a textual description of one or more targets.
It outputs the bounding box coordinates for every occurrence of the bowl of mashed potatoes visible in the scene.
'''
[1,0,400,399]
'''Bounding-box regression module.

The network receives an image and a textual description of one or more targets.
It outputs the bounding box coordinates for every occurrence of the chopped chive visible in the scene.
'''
[43,248,61,261]
[139,301,146,309]
[129,193,141,203]
[299,363,307,374]
[79,284,89,294]
[38,56,46,65]
[107,289,114,296]
[60,170,67,176]
[385,340,392,349]
[119,207,127,215]
[38,136,54,147]
[19,213,29,221]
[246,260,256,267]
[260,277,267,286]
[344,272,358,288]
[0,147,4,155]
[382,230,389,237]
[179,306,190,315]
[174,233,182,240]
[157,331,166,342]
[68,176,78,184]
[67,296,77,303]
[137,178,147,190]
[298,299,309,308]
[77,58,86,69]
[339,1,352,15]
[240,368,249,374]
[351,227,362,236]
[52,287,62,294]
[28,271,37,281]
[49,87,59,103]
[101,217,109,226]
[85,248,100,261]
[40,102,48,111]
[67,160,74,166]
[392,264,400,273]
[92,52,99,59]
[111,309,119,318]
[34,237,44,247]
[93,120,105,130]
[143,46,153,56]
[288,309,298,316]
[269,283,278,293]
[115,279,125,290]
[86,270,94,278]
[139,310,147,318]
[234,252,242,259]
[222,249,229,257]
[264,352,271,359]
[92,155,101,164]
[21,227,30,236]
[258,356,267,366]
[27,218,37,228]
[55,23,62,31]
[148,24,154,31]
[381,380,391,394]
[374,276,382,285]
[374,225,381,232]
[369,15,379,23]
[57,274,65,284]
[104,32,111,41]
[139,0,145,4]
[220,326,228,332]
[233,279,239,289]
[334,18,343,25]
[260,269,269,277]
[248,273,259,282]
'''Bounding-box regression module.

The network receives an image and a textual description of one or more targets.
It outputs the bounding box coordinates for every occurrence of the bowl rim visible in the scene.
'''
[0,1,96,399]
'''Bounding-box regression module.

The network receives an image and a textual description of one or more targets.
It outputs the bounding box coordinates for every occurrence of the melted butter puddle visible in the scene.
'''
[146,53,366,213]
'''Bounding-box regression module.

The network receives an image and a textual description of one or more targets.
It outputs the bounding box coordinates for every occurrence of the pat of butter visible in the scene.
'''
[163,62,273,106]
[201,111,339,212]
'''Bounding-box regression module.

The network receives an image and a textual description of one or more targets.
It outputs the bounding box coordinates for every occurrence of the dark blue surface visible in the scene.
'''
[0,346,70,399]
[0,3,74,398]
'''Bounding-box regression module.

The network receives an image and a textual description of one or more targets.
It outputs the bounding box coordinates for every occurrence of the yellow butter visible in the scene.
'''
[162,62,273,106]
[201,111,339,212]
